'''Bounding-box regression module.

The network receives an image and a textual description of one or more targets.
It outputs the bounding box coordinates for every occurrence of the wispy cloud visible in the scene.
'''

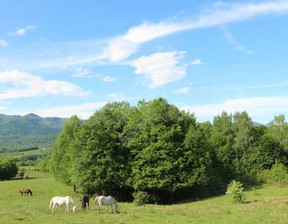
[106,93,139,102]
[181,97,288,123]
[8,25,37,36]
[0,70,88,100]
[223,31,255,54]
[104,0,288,61]
[2,1,288,69]
[191,58,202,65]
[173,87,189,94]
[0,40,8,47]
[72,68,116,82]
[99,75,116,82]
[34,102,107,119]
[130,51,186,88]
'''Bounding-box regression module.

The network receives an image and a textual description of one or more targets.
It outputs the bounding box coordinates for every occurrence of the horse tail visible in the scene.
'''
[29,189,33,196]
[94,196,99,206]
[49,198,54,208]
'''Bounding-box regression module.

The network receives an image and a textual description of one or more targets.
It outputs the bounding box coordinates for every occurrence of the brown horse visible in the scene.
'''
[80,194,90,210]
[19,188,33,196]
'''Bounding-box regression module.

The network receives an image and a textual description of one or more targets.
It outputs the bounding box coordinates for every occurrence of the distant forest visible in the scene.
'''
[0,113,66,150]
[47,98,288,203]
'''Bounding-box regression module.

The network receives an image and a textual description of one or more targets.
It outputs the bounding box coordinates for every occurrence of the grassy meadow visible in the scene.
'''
[1,169,288,224]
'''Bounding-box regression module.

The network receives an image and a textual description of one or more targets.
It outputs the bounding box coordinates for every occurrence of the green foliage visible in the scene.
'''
[50,115,83,185]
[260,162,288,185]
[0,159,18,180]
[71,102,132,195]
[267,115,288,149]
[133,191,150,206]
[126,98,194,193]
[210,112,235,181]
[37,158,52,173]
[180,123,213,188]
[46,98,288,202]
[226,180,246,203]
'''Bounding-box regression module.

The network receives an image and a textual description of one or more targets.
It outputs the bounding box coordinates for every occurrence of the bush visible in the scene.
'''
[226,180,246,203]
[0,159,18,180]
[133,191,150,206]
[259,161,288,185]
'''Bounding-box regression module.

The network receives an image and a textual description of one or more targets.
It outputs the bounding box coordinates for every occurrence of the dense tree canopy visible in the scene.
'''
[49,98,288,203]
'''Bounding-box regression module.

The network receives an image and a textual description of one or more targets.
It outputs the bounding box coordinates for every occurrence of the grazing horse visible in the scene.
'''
[80,194,90,210]
[94,195,118,213]
[19,188,33,196]
[49,196,77,213]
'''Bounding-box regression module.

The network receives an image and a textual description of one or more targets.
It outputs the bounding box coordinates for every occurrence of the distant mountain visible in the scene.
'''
[253,122,265,127]
[0,113,67,151]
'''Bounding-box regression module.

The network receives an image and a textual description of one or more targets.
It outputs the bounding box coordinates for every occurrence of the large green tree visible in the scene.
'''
[50,115,83,186]
[72,102,132,197]
[232,111,254,178]
[210,111,235,181]
[267,115,288,150]
[125,98,194,197]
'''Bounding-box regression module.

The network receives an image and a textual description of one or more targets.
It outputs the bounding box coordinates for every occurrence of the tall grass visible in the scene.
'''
[1,169,288,223]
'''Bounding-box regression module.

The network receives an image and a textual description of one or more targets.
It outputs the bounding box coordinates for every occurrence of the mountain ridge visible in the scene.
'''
[0,113,67,150]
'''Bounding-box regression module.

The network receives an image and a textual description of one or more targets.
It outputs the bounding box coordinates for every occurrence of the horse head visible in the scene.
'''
[72,205,77,212]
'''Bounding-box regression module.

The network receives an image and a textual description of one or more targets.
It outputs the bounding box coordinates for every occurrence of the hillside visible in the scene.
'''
[0,113,67,151]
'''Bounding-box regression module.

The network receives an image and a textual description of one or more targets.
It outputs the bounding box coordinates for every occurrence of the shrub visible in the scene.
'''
[226,180,246,203]
[0,159,18,180]
[259,161,288,185]
[133,191,150,206]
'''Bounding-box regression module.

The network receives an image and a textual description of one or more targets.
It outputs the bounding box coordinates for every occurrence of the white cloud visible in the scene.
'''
[181,97,288,122]
[9,25,37,36]
[130,51,186,88]
[223,31,255,54]
[0,40,8,47]
[71,68,91,77]
[2,1,288,69]
[104,0,288,61]
[35,102,107,119]
[100,76,116,82]
[0,70,88,99]
[72,68,116,82]
[105,38,138,62]
[191,58,202,65]
[174,87,189,94]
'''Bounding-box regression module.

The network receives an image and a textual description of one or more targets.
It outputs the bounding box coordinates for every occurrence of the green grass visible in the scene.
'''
[1,170,288,224]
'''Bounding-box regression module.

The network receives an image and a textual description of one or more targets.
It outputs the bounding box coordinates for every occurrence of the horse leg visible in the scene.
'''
[98,204,101,214]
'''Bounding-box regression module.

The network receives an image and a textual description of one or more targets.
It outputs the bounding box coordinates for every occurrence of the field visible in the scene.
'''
[1,170,288,224]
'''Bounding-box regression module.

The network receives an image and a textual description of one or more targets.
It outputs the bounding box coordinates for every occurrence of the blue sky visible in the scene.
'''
[1,0,288,124]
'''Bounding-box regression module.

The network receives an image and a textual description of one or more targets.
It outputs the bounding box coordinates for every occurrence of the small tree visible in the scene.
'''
[260,161,288,185]
[133,191,150,206]
[226,180,246,203]
[0,159,18,180]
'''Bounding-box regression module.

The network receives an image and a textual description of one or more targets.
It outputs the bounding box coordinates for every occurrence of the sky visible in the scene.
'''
[0,0,288,124]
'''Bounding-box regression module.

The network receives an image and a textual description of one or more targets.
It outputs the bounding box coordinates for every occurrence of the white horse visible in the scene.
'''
[49,196,77,213]
[94,195,119,213]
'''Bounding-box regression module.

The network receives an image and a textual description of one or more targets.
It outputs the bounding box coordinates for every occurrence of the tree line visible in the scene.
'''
[49,98,288,203]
